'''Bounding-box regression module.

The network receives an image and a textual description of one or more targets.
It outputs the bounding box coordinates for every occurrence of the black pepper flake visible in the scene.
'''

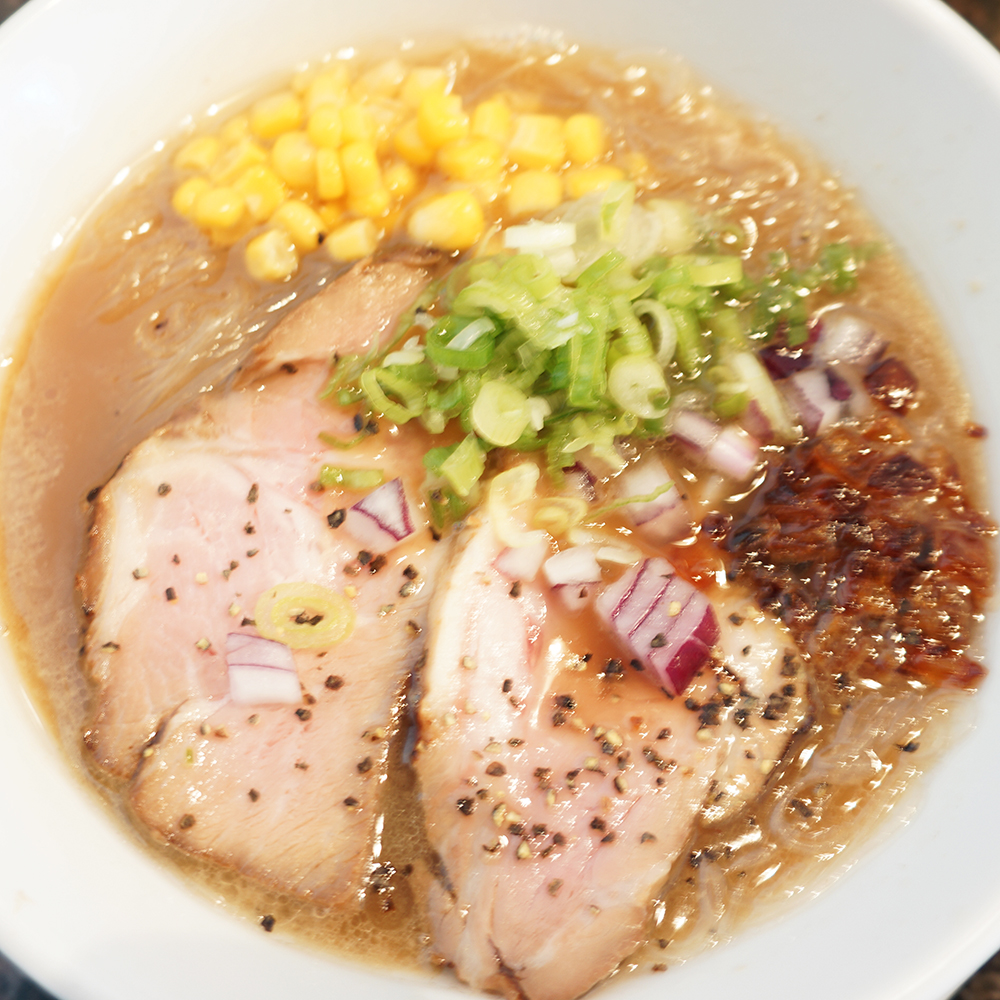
[552,710,567,727]
[508,738,524,747]
[657,728,671,740]
[600,832,616,844]
[343,796,358,807]
[358,550,373,565]
[509,580,522,598]
[741,644,752,656]
[304,693,316,705]
[789,798,814,818]
[589,817,606,832]
[642,747,674,771]
[485,762,506,777]
[296,708,312,721]
[600,658,624,679]
[247,483,259,504]
[241,617,256,627]
[86,486,101,503]
[157,482,171,496]
[357,756,373,773]
[165,587,177,602]
[244,521,256,534]
[508,823,524,836]
[456,797,475,815]
[552,832,565,845]
[650,633,666,649]
[502,678,513,693]
[630,658,644,672]
[369,553,387,574]
[260,915,276,932]
[640,832,657,843]
[294,761,309,770]
[898,741,920,753]
[353,412,364,432]
[547,879,564,896]
[280,362,298,374]
[248,788,260,802]
[403,564,418,580]
[652,964,667,973]
[327,509,346,529]
[179,813,195,830]
[101,641,120,652]
[246,549,259,558]
[430,526,442,541]
[554,694,576,710]
[171,554,180,564]
[728,613,744,626]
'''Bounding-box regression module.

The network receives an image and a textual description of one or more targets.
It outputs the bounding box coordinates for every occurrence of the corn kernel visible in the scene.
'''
[418,93,469,149]
[508,114,566,170]
[233,164,287,222]
[173,135,221,172]
[400,67,449,108]
[564,113,606,165]
[318,202,344,230]
[210,215,253,247]
[471,96,512,146]
[341,103,377,145]
[366,99,404,151]
[219,115,250,146]
[245,228,299,281]
[354,59,406,99]
[270,199,326,251]
[315,148,345,200]
[172,176,212,219]
[407,190,484,251]
[250,91,303,140]
[271,131,317,189]
[193,186,246,230]
[306,65,351,113]
[564,164,626,199]
[210,138,268,184]
[506,169,563,218]
[326,217,379,261]
[393,119,435,167]
[437,136,504,182]
[340,140,383,198]
[383,161,418,199]
[350,187,391,218]
[307,105,343,149]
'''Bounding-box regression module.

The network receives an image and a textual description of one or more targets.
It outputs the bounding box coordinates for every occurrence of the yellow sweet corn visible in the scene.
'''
[193,185,246,230]
[506,169,563,218]
[340,140,383,198]
[250,91,303,140]
[507,114,566,170]
[383,161,418,199]
[306,65,350,113]
[437,136,504,182]
[173,135,221,172]
[219,115,250,146]
[354,59,406,100]
[307,105,343,149]
[245,228,299,281]
[172,176,212,219]
[407,190,484,251]
[563,164,626,199]
[317,202,344,231]
[271,131,317,190]
[400,67,449,108]
[341,102,377,145]
[393,119,435,167]
[564,113,606,165]
[315,148,345,200]
[270,199,326,251]
[210,138,268,184]
[326,217,379,261]
[233,164,287,222]
[471,96,512,146]
[350,187,391,218]
[418,93,469,149]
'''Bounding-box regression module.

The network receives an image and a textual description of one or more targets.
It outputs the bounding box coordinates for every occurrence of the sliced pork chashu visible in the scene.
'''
[80,254,441,902]
[414,517,807,1000]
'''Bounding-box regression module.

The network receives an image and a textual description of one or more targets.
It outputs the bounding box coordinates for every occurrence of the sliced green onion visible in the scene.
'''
[318,466,385,490]
[425,315,496,370]
[439,434,486,496]
[607,354,669,419]
[359,366,427,423]
[673,254,744,287]
[471,379,531,447]
[633,298,677,366]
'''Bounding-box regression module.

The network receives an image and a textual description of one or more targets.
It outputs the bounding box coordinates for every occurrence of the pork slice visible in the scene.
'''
[414,519,807,1000]
[79,257,440,901]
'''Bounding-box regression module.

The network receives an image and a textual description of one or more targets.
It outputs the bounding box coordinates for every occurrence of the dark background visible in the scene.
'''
[0,0,998,997]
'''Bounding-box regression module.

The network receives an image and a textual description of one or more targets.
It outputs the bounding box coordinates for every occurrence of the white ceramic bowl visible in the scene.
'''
[1,1,999,999]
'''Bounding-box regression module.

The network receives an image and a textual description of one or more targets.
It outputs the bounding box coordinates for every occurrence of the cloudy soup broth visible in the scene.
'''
[0,39,993,995]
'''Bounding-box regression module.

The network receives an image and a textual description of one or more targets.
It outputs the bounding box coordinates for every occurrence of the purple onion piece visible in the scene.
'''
[781,368,846,437]
[760,342,813,380]
[226,632,301,705]
[826,367,853,402]
[543,546,602,588]
[815,311,886,367]
[343,478,414,552]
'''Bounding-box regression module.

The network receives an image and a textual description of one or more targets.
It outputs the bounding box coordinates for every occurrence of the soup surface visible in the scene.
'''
[0,39,993,997]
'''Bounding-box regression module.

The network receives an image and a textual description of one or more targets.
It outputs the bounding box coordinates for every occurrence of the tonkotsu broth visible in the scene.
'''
[0,40,990,980]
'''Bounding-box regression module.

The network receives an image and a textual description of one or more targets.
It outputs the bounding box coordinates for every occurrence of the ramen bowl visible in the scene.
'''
[0,1,998,999]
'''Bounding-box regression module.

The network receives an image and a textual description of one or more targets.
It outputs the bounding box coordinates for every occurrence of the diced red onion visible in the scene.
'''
[617,456,690,543]
[781,368,846,437]
[226,633,301,705]
[343,478,414,552]
[495,538,549,583]
[740,399,774,443]
[815,311,886,367]
[563,463,598,503]
[671,410,760,481]
[759,342,812,380]
[544,546,603,612]
[596,557,719,696]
